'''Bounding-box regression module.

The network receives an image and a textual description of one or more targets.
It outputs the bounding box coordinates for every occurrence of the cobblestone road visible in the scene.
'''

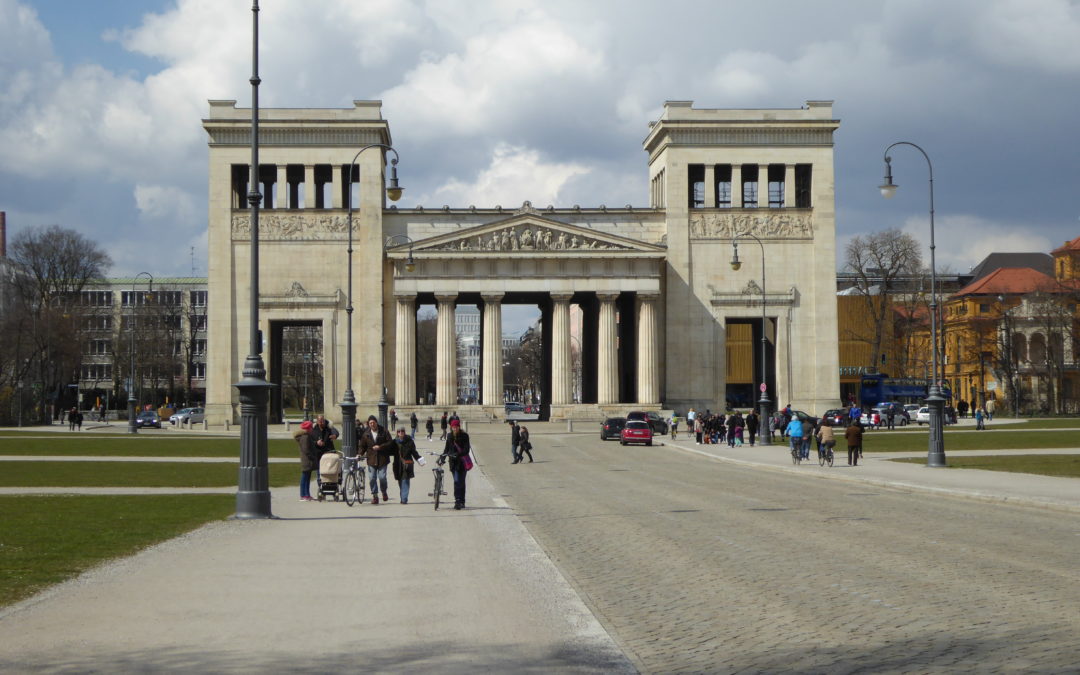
[477,433,1080,673]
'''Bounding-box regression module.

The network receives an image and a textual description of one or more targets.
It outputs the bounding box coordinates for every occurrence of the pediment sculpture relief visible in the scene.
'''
[689,211,813,239]
[420,225,634,252]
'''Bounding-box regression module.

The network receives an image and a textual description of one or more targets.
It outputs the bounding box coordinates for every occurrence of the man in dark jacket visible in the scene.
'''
[312,415,338,453]
[509,420,522,464]
[358,415,393,504]
[444,419,471,510]
[391,427,421,504]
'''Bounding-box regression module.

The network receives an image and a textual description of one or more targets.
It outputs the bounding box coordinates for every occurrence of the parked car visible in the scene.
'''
[135,411,162,429]
[790,409,820,426]
[626,410,668,435]
[822,409,847,426]
[600,417,628,441]
[169,407,205,425]
[903,403,921,416]
[620,420,653,446]
[915,407,931,425]
[866,406,909,427]
[504,402,525,413]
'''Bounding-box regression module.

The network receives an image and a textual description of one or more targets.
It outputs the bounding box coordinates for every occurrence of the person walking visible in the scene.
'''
[409,411,418,439]
[389,408,398,431]
[439,412,448,440]
[985,398,996,421]
[801,418,815,460]
[73,409,83,431]
[509,420,522,463]
[844,419,863,466]
[975,407,986,430]
[885,404,896,430]
[425,416,434,441]
[312,415,338,454]
[444,419,472,510]
[687,407,696,434]
[358,415,392,504]
[694,416,703,444]
[518,425,533,462]
[294,420,317,501]
[745,410,759,446]
[391,427,421,504]
[68,407,77,431]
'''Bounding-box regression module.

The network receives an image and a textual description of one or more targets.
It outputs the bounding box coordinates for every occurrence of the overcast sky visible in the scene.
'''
[2,0,1079,292]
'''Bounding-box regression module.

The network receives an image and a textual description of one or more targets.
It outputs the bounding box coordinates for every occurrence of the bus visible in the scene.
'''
[859,374,951,407]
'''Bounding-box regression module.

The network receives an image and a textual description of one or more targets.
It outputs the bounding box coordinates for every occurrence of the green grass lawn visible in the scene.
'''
[893,454,1080,478]
[0,434,297,458]
[843,429,1080,452]
[0,494,235,607]
[0,461,298,488]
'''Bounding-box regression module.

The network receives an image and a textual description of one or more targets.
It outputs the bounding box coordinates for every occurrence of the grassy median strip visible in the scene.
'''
[892,454,1080,478]
[0,494,236,608]
[0,462,298,488]
[0,435,297,458]
[840,429,1080,452]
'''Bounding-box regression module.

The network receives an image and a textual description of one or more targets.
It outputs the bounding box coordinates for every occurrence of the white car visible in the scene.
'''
[915,407,931,425]
[170,407,205,425]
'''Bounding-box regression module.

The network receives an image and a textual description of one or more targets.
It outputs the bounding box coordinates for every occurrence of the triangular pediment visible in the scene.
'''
[398,214,665,254]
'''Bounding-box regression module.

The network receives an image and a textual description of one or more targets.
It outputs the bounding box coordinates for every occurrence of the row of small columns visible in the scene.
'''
[702,163,797,208]
[392,292,661,407]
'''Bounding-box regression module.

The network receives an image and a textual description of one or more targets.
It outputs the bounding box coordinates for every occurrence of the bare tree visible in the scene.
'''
[843,228,923,372]
[4,225,111,422]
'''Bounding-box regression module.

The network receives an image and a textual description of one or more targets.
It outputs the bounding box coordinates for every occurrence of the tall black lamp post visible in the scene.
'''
[340,147,403,459]
[879,141,946,467]
[234,0,273,518]
[729,232,771,445]
[127,272,153,434]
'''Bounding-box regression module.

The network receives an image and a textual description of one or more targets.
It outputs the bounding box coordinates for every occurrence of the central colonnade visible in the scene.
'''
[390,290,662,410]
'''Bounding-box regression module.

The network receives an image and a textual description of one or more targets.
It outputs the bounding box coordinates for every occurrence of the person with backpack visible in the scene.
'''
[444,419,472,510]
[518,425,533,463]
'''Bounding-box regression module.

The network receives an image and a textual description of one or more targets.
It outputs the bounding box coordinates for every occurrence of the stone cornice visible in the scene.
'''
[204,126,388,147]
[689,209,814,240]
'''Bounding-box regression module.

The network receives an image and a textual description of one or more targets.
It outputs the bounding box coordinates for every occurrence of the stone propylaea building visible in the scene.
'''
[202,99,841,423]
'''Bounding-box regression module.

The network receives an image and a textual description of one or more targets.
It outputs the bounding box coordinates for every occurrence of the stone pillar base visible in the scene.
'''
[205,402,235,426]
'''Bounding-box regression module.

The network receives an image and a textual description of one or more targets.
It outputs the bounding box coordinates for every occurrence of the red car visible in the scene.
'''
[620,420,653,446]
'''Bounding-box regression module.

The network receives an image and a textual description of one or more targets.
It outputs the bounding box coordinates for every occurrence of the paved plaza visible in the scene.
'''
[1,421,1079,673]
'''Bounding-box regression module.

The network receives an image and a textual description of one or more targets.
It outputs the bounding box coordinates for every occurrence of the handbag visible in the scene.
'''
[461,453,474,471]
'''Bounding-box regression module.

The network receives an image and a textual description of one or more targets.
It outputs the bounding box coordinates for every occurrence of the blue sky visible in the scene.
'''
[3,0,1080,292]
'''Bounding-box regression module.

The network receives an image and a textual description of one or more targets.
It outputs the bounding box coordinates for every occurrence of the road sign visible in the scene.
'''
[987,381,997,391]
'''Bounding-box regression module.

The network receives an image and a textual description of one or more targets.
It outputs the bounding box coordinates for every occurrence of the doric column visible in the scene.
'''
[636,293,660,404]
[758,164,770,208]
[597,293,619,404]
[703,164,716,208]
[481,293,504,406]
[394,295,416,407]
[303,164,315,208]
[784,163,796,208]
[435,294,457,407]
[275,165,288,208]
[732,164,743,208]
[331,164,343,208]
[551,293,573,405]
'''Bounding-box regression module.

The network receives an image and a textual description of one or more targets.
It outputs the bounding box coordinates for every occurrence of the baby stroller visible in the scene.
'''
[316,450,343,501]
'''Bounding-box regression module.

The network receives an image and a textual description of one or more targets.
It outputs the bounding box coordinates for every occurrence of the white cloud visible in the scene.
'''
[971,0,1080,72]
[899,214,1054,274]
[134,184,197,223]
[427,143,591,207]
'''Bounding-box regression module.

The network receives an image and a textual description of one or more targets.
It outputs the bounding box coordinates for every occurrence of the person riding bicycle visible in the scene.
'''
[784,415,804,460]
[443,419,472,510]
[816,420,836,461]
[670,413,678,439]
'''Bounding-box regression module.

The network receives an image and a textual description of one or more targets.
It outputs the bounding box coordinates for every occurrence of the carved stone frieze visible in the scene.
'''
[418,224,634,252]
[231,213,351,240]
[689,211,813,239]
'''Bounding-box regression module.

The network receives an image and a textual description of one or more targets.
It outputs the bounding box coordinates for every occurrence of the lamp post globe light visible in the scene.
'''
[127,272,153,434]
[341,147,404,461]
[729,232,771,446]
[879,141,946,467]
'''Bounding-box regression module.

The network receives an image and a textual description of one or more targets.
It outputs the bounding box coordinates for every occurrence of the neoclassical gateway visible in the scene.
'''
[203,100,840,423]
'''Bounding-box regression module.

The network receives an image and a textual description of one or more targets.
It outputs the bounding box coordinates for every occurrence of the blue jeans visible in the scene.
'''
[451,468,467,505]
[300,470,312,498]
[511,441,520,462]
[399,478,411,502]
[369,465,388,495]
[801,437,812,459]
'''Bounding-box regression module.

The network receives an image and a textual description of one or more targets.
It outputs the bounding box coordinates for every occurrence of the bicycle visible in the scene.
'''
[342,455,367,507]
[790,442,802,465]
[427,451,451,511]
[817,442,835,467]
